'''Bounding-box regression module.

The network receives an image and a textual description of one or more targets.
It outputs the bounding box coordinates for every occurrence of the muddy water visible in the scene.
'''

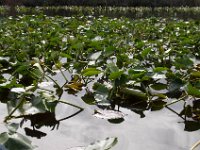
[0,71,199,150]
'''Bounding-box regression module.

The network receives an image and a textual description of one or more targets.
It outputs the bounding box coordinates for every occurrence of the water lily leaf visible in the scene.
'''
[109,71,123,80]
[150,83,167,90]
[153,67,168,73]
[10,87,25,94]
[30,65,43,79]
[89,51,102,60]
[184,121,200,132]
[93,109,125,120]
[81,92,96,105]
[186,84,200,98]
[175,56,194,69]
[60,53,73,60]
[65,82,83,92]
[93,83,110,105]
[65,75,83,93]
[85,137,117,150]
[180,105,193,118]
[6,123,19,134]
[190,71,200,78]
[81,68,101,76]
[106,63,119,73]
[141,47,151,58]
[120,87,147,100]
[167,78,184,98]
[38,82,54,88]
[150,100,167,111]
[0,132,35,150]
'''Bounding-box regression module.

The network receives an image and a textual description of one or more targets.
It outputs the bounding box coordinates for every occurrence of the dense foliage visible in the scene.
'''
[1,0,200,7]
[0,15,200,149]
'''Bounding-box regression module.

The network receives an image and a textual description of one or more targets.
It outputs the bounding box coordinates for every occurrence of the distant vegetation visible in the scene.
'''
[1,0,200,7]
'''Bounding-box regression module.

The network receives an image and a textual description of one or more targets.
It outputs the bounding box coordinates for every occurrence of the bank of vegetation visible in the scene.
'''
[1,0,200,7]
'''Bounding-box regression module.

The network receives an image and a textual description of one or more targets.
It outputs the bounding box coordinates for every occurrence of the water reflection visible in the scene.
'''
[27,71,199,149]
[31,101,200,150]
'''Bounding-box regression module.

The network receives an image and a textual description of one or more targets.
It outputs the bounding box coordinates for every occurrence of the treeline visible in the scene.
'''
[1,0,200,7]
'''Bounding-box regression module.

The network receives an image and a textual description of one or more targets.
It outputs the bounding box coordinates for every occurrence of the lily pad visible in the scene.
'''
[0,132,35,150]
[93,109,125,120]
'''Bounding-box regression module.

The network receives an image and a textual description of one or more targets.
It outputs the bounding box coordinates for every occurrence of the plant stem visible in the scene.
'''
[4,97,25,122]
[57,100,84,111]
[165,94,188,106]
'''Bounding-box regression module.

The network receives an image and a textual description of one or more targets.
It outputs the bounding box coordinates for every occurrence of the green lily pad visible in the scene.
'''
[0,132,35,150]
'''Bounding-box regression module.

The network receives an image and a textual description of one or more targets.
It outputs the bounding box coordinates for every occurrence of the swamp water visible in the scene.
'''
[0,71,199,150]
[0,13,200,150]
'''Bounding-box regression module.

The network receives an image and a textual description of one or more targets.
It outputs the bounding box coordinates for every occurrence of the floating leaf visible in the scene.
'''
[81,92,96,105]
[93,109,125,120]
[10,87,25,94]
[184,121,200,132]
[150,83,167,90]
[190,71,200,78]
[120,87,147,100]
[65,82,83,92]
[6,123,19,134]
[0,132,35,150]
[186,84,200,98]
[81,68,101,76]
[38,82,54,88]
[60,53,73,60]
[106,63,119,73]
[141,47,151,58]
[85,137,117,150]
[109,71,123,80]
[151,100,167,111]
[153,67,168,73]
[89,51,102,60]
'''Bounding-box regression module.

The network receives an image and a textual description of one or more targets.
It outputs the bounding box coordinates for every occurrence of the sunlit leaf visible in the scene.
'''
[141,47,151,58]
[109,71,123,80]
[153,67,168,73]
[85,137,117,150]
[89,51,102,60]
[10,87,25,94]
[93,109,125,120]
[120,87,147,100]
[190,71,200,78]
[81,68,101,76]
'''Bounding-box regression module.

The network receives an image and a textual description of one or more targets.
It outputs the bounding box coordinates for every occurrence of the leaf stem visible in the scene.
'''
[165,94,188,106]
[57,100,84,111]
[4,97,25,122]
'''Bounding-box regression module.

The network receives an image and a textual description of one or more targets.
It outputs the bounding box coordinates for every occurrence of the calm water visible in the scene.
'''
[0,71,198,150]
